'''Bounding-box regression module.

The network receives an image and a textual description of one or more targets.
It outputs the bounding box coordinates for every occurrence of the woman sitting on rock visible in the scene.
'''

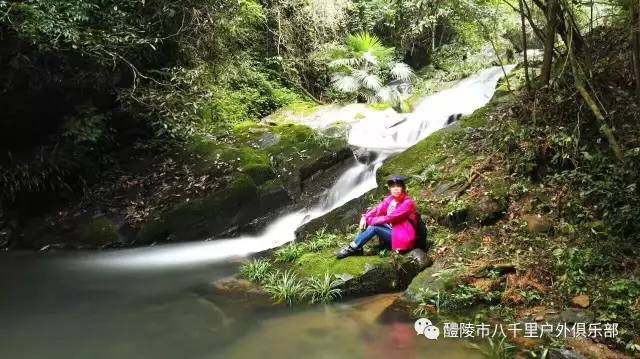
[336,175,418,259]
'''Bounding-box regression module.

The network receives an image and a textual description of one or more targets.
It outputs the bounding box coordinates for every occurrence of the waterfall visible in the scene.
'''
[83,65,514,269]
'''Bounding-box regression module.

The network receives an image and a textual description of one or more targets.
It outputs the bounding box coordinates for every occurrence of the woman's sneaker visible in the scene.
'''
[336,245,363,259]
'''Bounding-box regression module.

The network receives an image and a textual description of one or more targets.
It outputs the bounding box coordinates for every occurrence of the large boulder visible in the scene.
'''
[468,196,506,225]
[403,262,467,303]
[136,174,291,244]
[295,188,380,242]
[290,248,433,298]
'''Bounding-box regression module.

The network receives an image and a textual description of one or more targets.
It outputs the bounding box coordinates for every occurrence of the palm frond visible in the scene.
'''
[346,32,382,54]
[390,62,414,80]
[376,86,402,104]
[352,69,382,91]
[361,51,378,65]
[331,74,360,92]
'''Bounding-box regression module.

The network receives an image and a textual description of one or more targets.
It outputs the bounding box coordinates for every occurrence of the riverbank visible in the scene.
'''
[237,57,640,357]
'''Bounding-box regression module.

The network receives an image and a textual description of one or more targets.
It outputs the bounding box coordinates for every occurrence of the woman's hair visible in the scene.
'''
[387,175,407,192]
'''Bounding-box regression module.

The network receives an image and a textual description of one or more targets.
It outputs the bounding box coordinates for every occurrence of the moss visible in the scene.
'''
[284,101,322,116]
[241,163,274,185]
[485,172,511,199]
[367,102,392,111]
[459,105,491,128]
[73,217,119,245]
[289,248,387,278]
[354,113,366,120]
[257,178,284,196]
[379,126,463,181]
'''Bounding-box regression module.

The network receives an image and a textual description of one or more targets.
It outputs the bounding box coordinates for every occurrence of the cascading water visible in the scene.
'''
[0,65,515,359]
[84,65,514,270]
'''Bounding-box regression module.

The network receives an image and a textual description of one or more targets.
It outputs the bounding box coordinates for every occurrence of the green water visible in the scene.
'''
[0,255,482,359]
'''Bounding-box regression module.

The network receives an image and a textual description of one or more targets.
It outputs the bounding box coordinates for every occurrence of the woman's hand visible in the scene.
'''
[359,215,367,230]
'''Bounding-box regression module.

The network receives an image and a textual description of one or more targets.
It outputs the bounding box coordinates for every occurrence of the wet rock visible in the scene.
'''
[548,348,587,359]
[295,188,379,242]
[197,276,274,310]
[468,196,506,225]
[254,132,281,149]
[406,248,433,269]
[570,295,590,308]
[523,214,553,234]
[353,148,379,164]
[299,147,353,182]
[137,174,291,244]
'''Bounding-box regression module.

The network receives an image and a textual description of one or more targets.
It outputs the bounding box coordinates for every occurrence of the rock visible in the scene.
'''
[293,248,431,299]
[403,262,465,303]
[335,255,430,297]
[570,295,590,308]
[298,147,353,182]
[254,132,281,149]
[558,308,595,324]
[523,214,553,234]
[137,174,292,244]
[566,337,631,359]
[295,187,379,242]
[353,148,379,164]
[406,248,434,269]
[548,348,587,359]
[468,196,506,225]
[197,276,273,310]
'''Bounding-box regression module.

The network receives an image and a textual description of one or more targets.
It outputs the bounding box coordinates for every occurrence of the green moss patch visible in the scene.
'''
[290,249,387,278]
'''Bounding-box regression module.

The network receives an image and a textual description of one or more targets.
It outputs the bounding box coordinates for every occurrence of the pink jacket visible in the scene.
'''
[363,194,417,251]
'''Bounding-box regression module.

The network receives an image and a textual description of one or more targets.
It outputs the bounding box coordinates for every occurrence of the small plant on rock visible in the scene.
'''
[263,269,306,306]
[274,243,304,263]
[303,272,343,304]
[240,258,272,283]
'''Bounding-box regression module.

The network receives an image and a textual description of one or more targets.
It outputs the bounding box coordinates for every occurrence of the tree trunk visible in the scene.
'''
[541,0,557,86]
[519,0,531,92]
[570,55,624,162]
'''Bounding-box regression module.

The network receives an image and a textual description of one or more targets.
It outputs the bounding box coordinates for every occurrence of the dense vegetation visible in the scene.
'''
[2,0,640,355]
[0,0,518,244]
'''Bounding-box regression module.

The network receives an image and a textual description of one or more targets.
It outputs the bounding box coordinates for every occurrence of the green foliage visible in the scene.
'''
[240,258,273,283]
[263,269,306,306]
[468,336,516,359]
[274,243,305,263]
[327,32,413,104]
[303,272,343,304]
[552,246,598,295]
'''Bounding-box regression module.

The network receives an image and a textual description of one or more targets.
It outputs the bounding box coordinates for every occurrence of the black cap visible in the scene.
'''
[386,175,406,186]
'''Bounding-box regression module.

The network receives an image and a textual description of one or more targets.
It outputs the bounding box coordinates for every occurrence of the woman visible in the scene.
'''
[336,175,418,259]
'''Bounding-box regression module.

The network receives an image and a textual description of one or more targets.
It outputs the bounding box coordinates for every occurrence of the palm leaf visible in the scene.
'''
[352,69,382,91]
[390,62,414,80]
[331,74,360,92]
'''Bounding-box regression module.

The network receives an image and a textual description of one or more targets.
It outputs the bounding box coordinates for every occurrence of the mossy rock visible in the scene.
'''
[137,174,259,243]
[287,248,432,298]
[378,126,461,183]
[403,263,468,303]
[459,104,492,128]
[467,196,507,226]
[72,217,119,246]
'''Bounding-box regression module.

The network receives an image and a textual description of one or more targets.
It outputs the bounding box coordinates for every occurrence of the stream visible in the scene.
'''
[0,65,513,359]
